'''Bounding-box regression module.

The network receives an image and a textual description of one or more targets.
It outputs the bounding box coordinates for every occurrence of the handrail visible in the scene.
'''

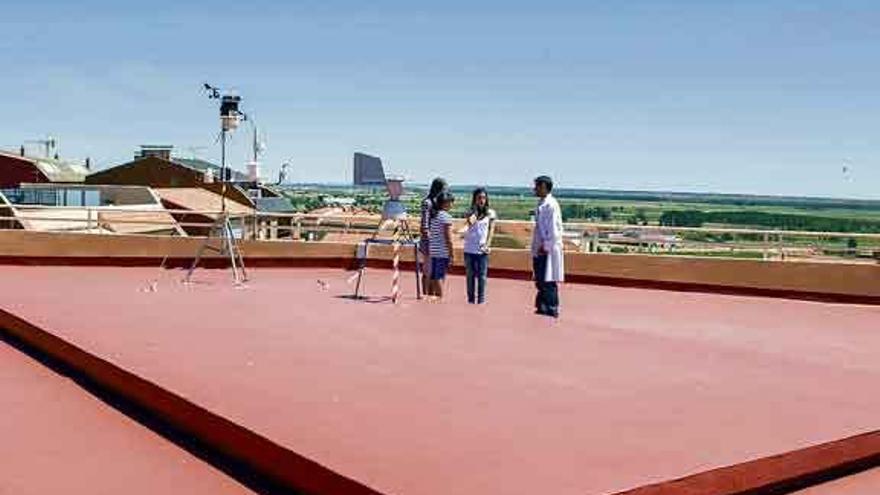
[4,207,880,237]
[8,206,868,239]
[0,207,878,263]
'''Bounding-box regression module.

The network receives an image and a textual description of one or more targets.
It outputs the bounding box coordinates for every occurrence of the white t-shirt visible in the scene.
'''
[429,210,453,258]
[464,209,497,254]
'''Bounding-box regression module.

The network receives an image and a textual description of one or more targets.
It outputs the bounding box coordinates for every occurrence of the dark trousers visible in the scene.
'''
[464,252,489,304]
[533,255,559,316]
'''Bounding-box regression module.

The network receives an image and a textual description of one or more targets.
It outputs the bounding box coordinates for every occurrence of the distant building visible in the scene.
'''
[0,183,181,235]
[603,229,680,249]
[0,150,88,189]
[324,196,357,207]
[353,152,386,186]
[86,146,253,206]
[135,145,174,161]
[86,146,296,236]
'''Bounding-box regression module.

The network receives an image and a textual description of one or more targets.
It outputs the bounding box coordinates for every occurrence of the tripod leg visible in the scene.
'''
[223,216,248,282]
[414,243,422,300]
[185,221,218,283]
[399,220,421,299]
[354,261,365,299]
[224,219,242,284]
[235,242,248,282]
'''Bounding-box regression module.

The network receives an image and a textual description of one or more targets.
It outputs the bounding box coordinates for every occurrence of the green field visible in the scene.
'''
[280,184,880,236]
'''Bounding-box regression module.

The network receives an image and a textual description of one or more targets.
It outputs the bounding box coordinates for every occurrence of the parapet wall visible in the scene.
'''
[0,230,877,304]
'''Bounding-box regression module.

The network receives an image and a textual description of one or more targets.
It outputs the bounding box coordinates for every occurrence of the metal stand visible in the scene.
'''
[184,212,248,285]
[352,217,422,300]
[183,118,248,286]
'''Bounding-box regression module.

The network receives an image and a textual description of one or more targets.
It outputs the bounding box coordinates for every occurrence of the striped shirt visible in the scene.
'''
[419,197,433,254]
[429,210,453,258]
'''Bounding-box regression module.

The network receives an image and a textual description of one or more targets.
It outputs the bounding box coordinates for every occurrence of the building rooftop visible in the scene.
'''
[173,157,250,182]
[0,151,89,183]
[1,265,877,494]
[0,184,180,235]
[154,187,254,216]
[253,196,295,213]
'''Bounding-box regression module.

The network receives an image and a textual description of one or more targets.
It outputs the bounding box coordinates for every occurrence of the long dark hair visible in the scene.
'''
[471,187,490,220]
[427,177,447,206]
[431,191,454,218]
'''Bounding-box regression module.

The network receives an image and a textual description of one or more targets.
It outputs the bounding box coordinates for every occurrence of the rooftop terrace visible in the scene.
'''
[1,265,877,494]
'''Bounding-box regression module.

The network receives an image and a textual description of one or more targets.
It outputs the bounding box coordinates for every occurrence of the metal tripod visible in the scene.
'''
[183,123,248,286]
[184,212,248,285]
[352,216,421,300]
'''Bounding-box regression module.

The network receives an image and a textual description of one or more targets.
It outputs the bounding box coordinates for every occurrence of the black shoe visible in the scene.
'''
[535,308,558,318]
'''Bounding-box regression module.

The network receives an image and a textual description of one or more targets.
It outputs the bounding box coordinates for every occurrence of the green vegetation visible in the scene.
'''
[278,185,880,261]
[659,210,880,233]
[283,186,880,234]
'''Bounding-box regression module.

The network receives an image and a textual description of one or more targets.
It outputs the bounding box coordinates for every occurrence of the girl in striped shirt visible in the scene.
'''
[427,192,455,299]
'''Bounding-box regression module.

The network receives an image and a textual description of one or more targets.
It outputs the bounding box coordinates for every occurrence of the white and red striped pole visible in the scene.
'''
[390,240,401,303]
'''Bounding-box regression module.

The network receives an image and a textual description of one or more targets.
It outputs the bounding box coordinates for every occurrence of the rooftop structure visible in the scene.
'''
[152,187,253,237]
[135,144,174,161]
[0,150,88,188]
[353,152,386,187]
[0,184,181,235]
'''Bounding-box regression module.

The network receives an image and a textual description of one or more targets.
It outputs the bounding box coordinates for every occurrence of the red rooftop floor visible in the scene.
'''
[1,266,878,494]
[0,336,250,494]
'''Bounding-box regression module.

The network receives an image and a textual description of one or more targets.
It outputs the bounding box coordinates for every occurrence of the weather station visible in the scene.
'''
[184,83,250,286]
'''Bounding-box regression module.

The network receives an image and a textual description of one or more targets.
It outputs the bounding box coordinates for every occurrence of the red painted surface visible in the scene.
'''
[1,266,879,494]
[0,255,877,306]
[0,340,250,494]
[793,468,880,494]
[0,300,380,495]
[0,153,49,188]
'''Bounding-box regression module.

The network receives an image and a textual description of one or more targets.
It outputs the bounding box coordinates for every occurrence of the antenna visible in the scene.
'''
[25,136,58,158]
[246,116,265,183]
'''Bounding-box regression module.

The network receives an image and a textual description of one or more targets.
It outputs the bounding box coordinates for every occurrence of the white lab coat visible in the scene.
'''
[531,194,565,282]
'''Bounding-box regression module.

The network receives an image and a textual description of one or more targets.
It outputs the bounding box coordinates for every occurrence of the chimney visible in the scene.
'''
[19,145,25,157]
[137,145,173,160]
[85,157,91,170]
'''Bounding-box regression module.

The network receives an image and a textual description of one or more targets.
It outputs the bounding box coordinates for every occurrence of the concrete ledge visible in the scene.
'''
[0,308,381,495]
[1,230,878,305]
[612,430,880,495]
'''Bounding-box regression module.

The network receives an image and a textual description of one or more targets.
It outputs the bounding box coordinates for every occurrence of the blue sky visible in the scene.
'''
[2,0,878,198]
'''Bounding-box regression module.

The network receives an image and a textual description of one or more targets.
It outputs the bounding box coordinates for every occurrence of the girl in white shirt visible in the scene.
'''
[463,188,497,304]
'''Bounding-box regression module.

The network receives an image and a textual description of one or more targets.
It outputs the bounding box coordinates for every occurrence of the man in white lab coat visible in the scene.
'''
[531,176,564,318]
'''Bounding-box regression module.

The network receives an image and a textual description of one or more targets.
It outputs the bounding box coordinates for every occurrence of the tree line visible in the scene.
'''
[659,210,880,233]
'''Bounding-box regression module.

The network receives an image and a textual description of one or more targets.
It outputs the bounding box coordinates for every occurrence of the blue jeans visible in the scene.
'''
[430,257,450,280]
[465,252,488,304]
[533,255,559,316]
